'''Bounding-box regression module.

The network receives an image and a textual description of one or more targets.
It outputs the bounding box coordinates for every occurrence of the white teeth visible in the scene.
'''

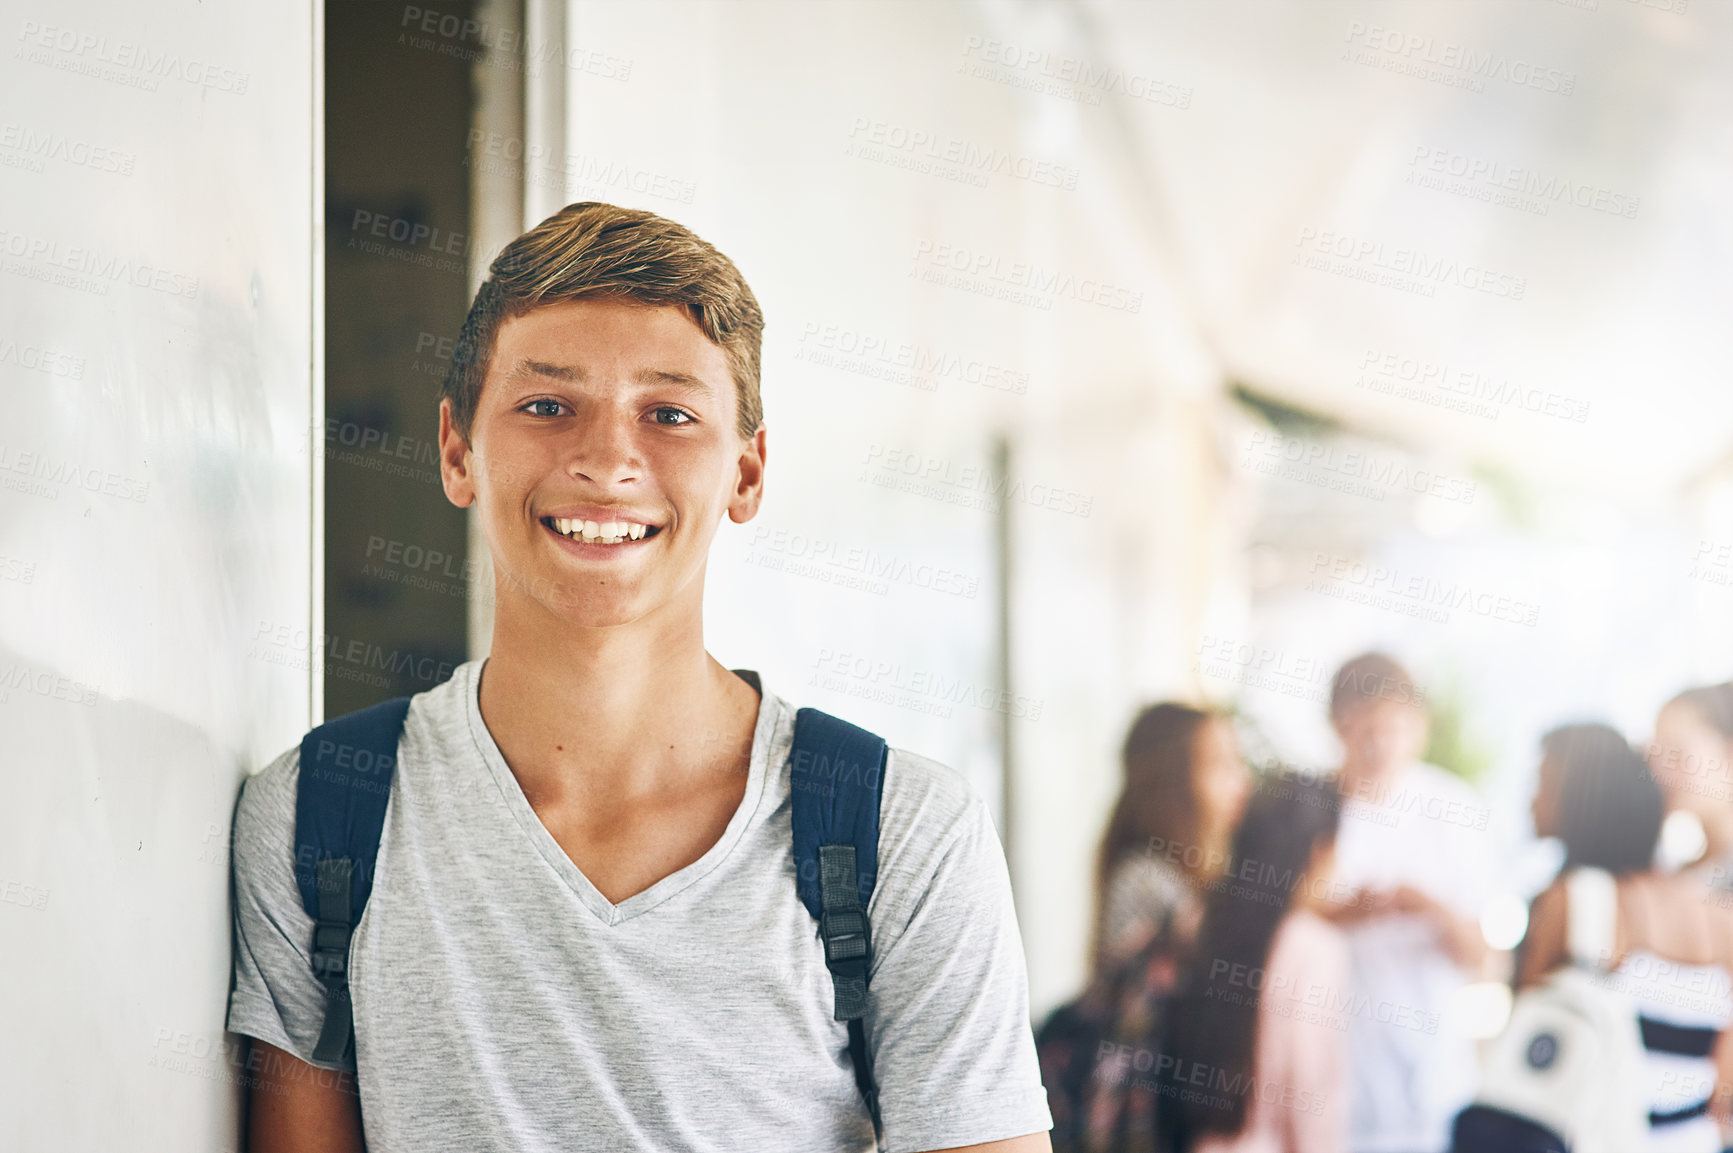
[552,517,651,543]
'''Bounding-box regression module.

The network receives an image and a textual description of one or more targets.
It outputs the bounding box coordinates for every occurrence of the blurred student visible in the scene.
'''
[1164,771,1349,1153]
[1320,653,1490,1153]
[1521,723,1733,1152]
[1650,682,1733,875]
[1091,704,1254,976]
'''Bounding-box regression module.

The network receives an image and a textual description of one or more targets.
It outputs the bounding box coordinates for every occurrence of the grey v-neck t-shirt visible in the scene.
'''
[226,661,1052,1152]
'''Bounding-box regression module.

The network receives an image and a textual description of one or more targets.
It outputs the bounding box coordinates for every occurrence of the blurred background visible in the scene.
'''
[1,0,1728,1147]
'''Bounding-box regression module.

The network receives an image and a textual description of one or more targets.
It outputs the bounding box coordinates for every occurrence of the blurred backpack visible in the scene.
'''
[1036,914,1185,1153]
[1448,868,1650,1153]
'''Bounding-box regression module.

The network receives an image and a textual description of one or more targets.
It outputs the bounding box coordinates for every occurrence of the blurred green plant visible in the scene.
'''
[1423,674,1493,783]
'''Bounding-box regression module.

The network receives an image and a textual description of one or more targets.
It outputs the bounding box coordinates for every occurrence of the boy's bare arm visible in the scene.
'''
[927,1136,1052,1153]
[246,1040,364,1153]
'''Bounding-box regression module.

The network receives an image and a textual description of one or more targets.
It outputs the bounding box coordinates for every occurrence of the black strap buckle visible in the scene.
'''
[311,921,352,981]
[820,907,869,964]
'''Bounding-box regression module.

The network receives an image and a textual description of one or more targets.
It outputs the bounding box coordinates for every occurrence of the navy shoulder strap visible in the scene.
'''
[293,695,411,1064]
[790,706,888,1147]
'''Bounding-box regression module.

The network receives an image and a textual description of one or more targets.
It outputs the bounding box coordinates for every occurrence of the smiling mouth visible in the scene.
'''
[543,516,661,545]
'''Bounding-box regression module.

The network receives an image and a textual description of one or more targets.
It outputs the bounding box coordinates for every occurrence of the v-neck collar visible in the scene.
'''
[461,661,778,926]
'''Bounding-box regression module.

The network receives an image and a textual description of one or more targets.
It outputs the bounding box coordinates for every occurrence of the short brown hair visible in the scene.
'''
[443,201,765,440]
[1329,651,1426,719]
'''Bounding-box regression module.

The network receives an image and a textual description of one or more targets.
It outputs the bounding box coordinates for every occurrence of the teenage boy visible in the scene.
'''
[226,202,1054,1152]
[1321,653,1491,1153]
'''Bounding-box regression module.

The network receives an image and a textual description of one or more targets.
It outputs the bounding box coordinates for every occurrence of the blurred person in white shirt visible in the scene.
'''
[1319,653,1492,1153]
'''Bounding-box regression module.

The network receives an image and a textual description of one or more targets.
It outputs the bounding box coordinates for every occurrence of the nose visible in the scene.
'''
[564,404,643,487]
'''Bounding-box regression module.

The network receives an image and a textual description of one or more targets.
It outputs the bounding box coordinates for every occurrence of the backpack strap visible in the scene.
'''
[790,707,888,1148]
[293,696,411,1065]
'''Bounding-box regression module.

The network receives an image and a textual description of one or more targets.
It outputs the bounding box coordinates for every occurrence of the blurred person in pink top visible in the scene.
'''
[1163,770,1351,1153]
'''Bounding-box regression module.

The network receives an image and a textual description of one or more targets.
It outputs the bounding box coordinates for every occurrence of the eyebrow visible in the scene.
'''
[507,359,583,383]
[504,360,714,397]
[634,369,713,396]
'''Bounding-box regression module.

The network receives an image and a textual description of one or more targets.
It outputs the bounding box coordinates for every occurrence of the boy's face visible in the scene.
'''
[438,296,765,630]
[1332,698,1428,779]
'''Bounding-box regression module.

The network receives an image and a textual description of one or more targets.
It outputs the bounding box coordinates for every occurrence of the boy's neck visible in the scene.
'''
[1337,757,1406,799]
[475,590,758,801]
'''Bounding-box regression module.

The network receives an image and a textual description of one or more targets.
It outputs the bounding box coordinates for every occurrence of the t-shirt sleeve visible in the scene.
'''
[864,762,1052,1151]
[226,748,356,1072]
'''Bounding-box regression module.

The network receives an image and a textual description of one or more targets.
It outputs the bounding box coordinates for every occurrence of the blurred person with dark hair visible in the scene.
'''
[1521,723,1733,1151]
[1320,653,1491,1153]
[1163,771,1349,1153]
[1092,704,1254,976]
[1650,682,1733,875]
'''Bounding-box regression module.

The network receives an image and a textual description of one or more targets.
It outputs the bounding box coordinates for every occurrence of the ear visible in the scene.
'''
[438,398,476,509]
[727,422,767,524]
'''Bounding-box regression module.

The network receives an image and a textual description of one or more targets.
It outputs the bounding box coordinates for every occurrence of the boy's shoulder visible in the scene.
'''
[766,684,983,833]
[765,686,998,920]
[233,666,475,854]
[230,742,302,885]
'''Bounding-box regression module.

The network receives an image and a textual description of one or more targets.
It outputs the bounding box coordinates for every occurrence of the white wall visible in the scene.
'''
[0,2,318,1148]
